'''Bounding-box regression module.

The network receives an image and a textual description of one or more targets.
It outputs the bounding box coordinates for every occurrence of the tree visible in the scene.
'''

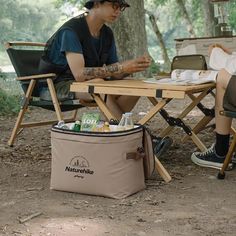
[175,0,196,37]
[146,10,171,69]
[228,1,236,32]
[201,0,214,37]
[111,0,148,62]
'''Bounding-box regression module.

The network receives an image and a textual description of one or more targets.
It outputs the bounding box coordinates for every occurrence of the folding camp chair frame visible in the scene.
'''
[218,110,236,179]
[5,41,83,146]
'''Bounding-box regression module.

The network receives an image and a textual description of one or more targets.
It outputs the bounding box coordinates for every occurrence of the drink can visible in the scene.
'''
[73,120,81,132]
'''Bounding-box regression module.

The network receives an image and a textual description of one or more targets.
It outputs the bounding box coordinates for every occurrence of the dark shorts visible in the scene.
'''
[39,80,75,101]
[223,75,236,111]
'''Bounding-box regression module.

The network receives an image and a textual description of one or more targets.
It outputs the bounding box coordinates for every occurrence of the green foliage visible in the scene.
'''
[0,0,60,51]
[189,0,204,36]
[146,0,236,64]
[148,60,161,75]
[229,1,236,32]
[151,0,167,6]
[145,0,189,62]
[55,0,85,8]
[0,87,20,115]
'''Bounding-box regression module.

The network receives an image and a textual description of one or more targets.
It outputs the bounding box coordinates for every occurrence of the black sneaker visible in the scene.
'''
[152,136,173,157]
[191,144,228,169]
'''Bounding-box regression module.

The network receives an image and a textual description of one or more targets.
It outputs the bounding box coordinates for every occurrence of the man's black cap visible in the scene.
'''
[84,0,130,10]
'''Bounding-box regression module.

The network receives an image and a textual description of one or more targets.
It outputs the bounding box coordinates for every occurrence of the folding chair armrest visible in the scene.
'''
[17,73,56,81]
[5,41,46,49]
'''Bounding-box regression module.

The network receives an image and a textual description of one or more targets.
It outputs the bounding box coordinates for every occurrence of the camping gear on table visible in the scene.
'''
[50,123,155,199]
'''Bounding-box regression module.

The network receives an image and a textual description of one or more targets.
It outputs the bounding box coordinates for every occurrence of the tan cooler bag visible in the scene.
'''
[50,124,154,199]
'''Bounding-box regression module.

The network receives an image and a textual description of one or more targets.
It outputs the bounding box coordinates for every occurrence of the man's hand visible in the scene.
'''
[121,55,151,74]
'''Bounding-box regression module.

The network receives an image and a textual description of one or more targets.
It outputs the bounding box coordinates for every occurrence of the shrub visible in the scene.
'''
[0,88,20,115]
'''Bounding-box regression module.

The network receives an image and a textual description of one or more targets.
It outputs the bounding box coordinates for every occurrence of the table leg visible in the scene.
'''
[155,156,172,183]
[182,115,214,142]
[138,98,170,125]
[188,132,207,152]
[137,97,172,182]
[159,89,210,137]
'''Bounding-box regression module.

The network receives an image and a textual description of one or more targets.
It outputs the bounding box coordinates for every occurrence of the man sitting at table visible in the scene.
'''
[191,44,236,169]
[39,0,173,157]
[38,0,150,119]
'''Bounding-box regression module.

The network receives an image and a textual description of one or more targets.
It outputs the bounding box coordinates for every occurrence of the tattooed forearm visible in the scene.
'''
[104,63,120,73]
[82,63,123,80]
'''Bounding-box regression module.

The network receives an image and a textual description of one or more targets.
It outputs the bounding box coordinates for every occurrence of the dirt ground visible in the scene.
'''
[1,96,236,236]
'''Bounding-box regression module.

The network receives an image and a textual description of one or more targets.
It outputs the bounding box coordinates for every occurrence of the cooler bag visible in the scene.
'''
[50,124,154,199]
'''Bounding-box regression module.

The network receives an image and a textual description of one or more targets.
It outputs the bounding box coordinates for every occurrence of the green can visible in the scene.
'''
[73,120,81,132]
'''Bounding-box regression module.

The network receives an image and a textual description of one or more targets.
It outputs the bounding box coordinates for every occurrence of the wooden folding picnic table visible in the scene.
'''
[70,78,215,182]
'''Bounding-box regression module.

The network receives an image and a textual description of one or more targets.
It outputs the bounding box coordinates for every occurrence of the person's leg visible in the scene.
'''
[116,96,140,112]
[40,80,75,101]
[105,95,124,119]
[214,69,232,156]
[106,95,139,120]
[215,69,232,135]
[191,69,233,169]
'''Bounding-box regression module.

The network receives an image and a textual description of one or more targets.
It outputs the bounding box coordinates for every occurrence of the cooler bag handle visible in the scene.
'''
[126,147,145,160]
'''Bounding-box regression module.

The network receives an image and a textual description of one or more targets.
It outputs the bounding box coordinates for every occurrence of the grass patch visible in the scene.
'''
[0,88,20,115]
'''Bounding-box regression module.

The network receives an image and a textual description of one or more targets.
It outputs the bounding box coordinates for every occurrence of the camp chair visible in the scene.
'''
[218,110,236,179]
[5,41,93,146]
[171,54,208,71]
[170,54,215,137]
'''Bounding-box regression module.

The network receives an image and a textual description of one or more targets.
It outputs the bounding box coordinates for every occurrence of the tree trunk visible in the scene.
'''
[176,0,196,38]
[146,10,171,69]
[201,0,215,37]
[111,0,147,61]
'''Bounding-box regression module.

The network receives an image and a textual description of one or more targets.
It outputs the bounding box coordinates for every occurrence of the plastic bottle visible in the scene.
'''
[124,112,134,130]
[117,113,134,131]
[117,114,126,131]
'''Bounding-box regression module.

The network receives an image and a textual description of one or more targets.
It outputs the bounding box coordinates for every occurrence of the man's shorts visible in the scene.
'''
[223,75,236,111]
[39,80,75,101]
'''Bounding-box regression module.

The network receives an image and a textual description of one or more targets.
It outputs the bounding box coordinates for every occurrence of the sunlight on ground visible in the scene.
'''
[27,217,111,236]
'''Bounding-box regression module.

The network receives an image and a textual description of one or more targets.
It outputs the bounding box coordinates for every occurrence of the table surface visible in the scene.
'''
[71,79,215,91]
[70,79,215,99]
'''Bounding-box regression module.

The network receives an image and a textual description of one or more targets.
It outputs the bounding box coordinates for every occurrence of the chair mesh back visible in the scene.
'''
[6,48,43,77]
[171,54,207,71]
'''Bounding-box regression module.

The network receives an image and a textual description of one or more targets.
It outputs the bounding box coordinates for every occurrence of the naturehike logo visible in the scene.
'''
[65,156,94,176]
[70,156,89,168]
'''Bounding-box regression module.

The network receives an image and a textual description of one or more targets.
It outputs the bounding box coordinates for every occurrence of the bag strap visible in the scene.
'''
[142,126,155,179]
